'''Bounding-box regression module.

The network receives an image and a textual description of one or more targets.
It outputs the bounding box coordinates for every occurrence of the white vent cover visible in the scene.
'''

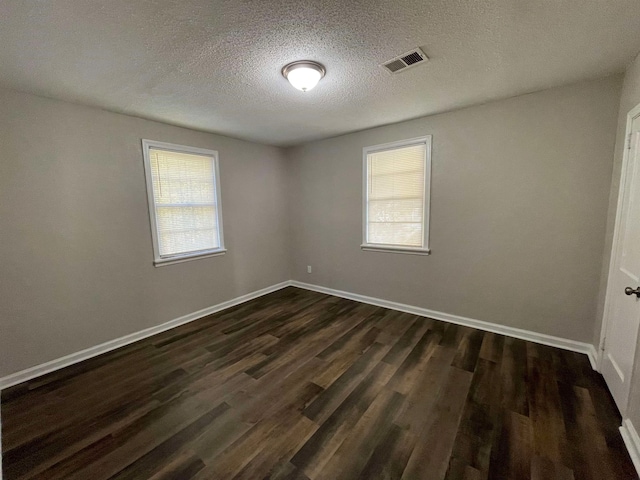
[382,48,429,74]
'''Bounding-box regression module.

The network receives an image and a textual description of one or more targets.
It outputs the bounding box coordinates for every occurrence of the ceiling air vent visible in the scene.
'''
[382,48,429,74]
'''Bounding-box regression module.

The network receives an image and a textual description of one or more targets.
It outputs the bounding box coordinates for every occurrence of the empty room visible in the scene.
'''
[3,1,640,479]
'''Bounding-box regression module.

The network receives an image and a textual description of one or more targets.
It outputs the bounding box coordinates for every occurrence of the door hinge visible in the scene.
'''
[601,337,606,351]
[628,133,633,150]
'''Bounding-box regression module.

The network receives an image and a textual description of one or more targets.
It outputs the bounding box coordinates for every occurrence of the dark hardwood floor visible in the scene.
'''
[1,287,637,479]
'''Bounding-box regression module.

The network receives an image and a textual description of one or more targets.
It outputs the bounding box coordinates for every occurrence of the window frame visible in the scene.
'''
[361,135,432,256]
[141,139,226,267]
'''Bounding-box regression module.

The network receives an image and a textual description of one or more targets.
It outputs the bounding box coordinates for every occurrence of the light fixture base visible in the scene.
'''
[282,60,326,92]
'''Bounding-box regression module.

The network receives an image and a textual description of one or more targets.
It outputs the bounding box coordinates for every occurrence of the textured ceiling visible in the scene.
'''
[1,1,640,146]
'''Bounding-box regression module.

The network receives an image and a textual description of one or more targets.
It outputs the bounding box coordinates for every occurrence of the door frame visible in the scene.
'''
[598,102,640,389]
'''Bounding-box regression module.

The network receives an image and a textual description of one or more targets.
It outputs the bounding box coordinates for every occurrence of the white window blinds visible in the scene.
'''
[142,141,224,265]
[364,137,431,252]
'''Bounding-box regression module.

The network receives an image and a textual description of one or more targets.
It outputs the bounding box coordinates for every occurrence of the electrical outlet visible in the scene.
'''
[307,265,312,274]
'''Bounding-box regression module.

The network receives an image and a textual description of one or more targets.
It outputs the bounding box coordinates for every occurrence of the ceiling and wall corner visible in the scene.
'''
[0,0,639,391]
[1,0,640,146]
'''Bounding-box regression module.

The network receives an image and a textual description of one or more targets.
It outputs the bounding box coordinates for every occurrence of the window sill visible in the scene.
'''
[360,245,431,256]
[154,249,227,267]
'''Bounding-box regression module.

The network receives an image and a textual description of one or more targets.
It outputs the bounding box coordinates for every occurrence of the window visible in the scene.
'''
[142,140,225,266]
[362,136,431,255]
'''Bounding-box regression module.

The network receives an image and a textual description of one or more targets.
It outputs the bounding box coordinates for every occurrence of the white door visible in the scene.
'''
[601,108,640,414]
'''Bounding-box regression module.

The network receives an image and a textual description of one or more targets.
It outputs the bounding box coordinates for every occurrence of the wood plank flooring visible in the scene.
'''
[1,287,637,479]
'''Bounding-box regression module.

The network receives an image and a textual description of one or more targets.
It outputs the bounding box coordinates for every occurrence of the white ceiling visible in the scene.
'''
[2,1,640,146]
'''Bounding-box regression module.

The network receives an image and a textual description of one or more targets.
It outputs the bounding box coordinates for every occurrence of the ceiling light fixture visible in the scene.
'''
[282,60,326,92]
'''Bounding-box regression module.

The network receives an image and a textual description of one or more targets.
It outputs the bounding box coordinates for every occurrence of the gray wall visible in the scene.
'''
[597,53,640,426]
[0,75,625,380]
[287,76,621,343]
[0,89,291,377]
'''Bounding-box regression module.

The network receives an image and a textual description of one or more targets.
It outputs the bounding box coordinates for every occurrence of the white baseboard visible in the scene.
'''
[0,279,610,480]
[0,279,600,392]
[620,418,640,477]
[0,281,291,391]
[290,280,598,369]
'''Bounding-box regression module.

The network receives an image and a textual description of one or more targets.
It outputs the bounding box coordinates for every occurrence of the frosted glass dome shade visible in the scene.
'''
[282,61,326,92]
